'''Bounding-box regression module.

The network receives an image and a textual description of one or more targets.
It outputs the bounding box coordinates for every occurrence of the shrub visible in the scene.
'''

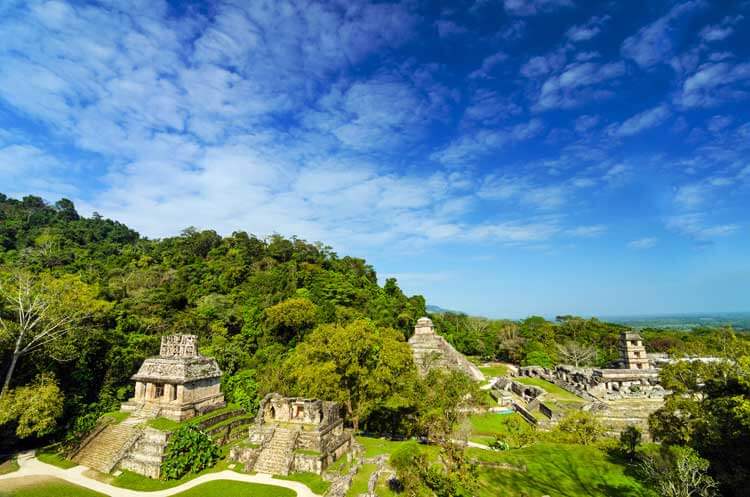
[161,424,220,480]
[222,369,259,415]
[619,425,642,460]
[555,411,604,445]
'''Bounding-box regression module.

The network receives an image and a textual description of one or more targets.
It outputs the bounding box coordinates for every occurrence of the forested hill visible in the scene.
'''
[0,194,425,439]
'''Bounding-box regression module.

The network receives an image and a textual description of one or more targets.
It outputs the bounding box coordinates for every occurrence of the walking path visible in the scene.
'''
[0,452,318,497]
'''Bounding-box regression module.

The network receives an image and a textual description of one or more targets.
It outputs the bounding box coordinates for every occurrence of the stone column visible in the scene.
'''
[135,381,145,400]
[145,382,156,400]
[165,384,175,402]
[176,384,185,404]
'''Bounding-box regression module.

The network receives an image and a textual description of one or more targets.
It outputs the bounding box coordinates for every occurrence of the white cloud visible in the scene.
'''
[621,1,703,68]
[567,225,607,237]
[666,213,738,240]
[534,61,625,111]
[469,51,508,79]
[611,105,670,137]
[503,0,573,16]
[574,114,600,133]
[566,15,610,42]
[432,119,544,165]
[700,15,743,42]
[677,62,750,108]
[628,237,658,249]
[435,20,467,37]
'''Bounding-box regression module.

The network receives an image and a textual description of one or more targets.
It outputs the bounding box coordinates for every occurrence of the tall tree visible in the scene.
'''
[283,319,417,431]
[0,269,108,397]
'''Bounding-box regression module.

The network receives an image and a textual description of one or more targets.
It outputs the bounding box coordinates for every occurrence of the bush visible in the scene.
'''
[161,425,220,480]
[619,425,642,460]
[222,369,260,414]
[555,411,604,445]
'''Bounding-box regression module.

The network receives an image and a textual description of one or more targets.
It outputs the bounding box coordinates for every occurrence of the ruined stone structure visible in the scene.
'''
[122,335,225,421]
[230,393,353,476]
[507,331,665,437]
[408,317,485,381]
[73,335,226,478]
[619,332,650,369]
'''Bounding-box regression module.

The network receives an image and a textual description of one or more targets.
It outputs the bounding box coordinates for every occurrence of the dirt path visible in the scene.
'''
[0,452,318,497]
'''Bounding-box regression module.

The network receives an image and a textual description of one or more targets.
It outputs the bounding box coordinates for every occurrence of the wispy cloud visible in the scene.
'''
[610,105,671,137]
[621,0,704,68]
[566,15,610,42]
[503,0,574,16]
[628,237,658,249]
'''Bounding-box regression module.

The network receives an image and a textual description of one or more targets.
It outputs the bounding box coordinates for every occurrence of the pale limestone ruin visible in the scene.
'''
[497,331,665,436]
[72,335,229,478]
[230,393,353,475]
[122,334,225,421]
[408,317,485,381]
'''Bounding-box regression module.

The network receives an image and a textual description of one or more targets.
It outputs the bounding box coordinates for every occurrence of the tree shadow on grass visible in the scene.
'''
[478,446,654,497]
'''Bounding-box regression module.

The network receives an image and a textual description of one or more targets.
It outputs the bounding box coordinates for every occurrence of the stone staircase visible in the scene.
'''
[253,426,299,475]
[72,423,139,473]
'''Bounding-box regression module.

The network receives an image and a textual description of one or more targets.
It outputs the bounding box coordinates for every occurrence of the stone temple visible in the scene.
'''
[408,317,485,381]
[122,334,225,421]
[72,335,228,478]
[230,393,353,475]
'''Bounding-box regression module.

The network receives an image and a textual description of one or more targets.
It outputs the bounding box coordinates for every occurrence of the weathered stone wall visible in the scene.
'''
[119,428,170,479]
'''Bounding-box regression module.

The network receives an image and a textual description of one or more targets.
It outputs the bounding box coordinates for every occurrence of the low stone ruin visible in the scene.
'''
[230,393,353,476]
[408,317,485,381]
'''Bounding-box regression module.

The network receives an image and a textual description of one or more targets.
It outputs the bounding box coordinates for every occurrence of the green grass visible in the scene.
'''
[470,442,655,497]
[0,477,107,497]
[479,364,509,377]
[101,410,130,423]
[112,456,233,491]
[276,471,330,494]
[514,377,586,403]
[189,404,242,426]
[356,436,413,458]
[346,463,376,497]
[0,457,19,475]
[145,416,181,432]
[469,412,520,437]
[170,480,297,497]
[36,450,77,469]
[326,454,354,475]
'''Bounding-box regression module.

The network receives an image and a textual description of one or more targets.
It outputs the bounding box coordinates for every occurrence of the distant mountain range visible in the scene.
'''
[600,312,750,331]
[426,304,459,314]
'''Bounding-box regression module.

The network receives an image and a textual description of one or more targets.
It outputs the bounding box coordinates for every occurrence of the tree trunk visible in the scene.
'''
[1,352,19,398]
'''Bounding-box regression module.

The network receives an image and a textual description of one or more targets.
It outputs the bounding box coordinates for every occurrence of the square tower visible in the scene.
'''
[618,332,650,370]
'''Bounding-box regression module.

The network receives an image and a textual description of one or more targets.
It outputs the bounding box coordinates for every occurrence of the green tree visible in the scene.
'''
[556,411,604,445]
[0,374,63,438]
[639,446,718,497]
[0,270,109,397]
[222,369,259,414]
[620,425,642,461]
[283,319,417,431]
[264,297,317,344]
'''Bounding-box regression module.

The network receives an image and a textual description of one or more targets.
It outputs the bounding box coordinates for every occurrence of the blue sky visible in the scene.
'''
[1,0,749,318]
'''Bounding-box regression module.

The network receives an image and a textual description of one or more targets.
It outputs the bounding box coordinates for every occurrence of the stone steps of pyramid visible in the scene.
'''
[72,424,138,473]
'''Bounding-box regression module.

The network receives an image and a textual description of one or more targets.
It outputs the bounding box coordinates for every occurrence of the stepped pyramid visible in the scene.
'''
[253,426,299,475]
[72,422,140,473]
[408,317,484,381]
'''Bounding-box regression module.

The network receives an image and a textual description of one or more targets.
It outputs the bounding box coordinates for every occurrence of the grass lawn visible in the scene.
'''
[346,463,376,497]
[276,472,330,494]
[356,436,410,459]
[479,364,509,377]
[469,412,522,437]
[0,477,107,497]
[145,417,181,432]
[513,377,586,403]
[470,442,655,497]
[170,480,296,497]
[111,455,234,491]
[101,411,130,424]
[0,458,19,475]
[36,450,77,469]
